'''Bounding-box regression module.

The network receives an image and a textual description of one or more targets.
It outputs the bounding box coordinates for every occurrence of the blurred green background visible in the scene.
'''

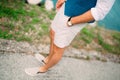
[0,0,120,55]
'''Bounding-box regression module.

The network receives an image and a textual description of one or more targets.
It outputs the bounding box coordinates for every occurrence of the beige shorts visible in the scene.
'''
[51,4,87,48]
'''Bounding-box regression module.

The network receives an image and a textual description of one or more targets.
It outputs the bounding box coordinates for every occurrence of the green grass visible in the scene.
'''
[47,11,56,20]
[80,27,95,44]
[23,24,35,32]
[112,32,120,44]
[97,34,120,54]
[27,10,38,17]
[0,0,52,42]
[0,22,14,30]
[31,18,41,24]
[0,29,13,39]
[98,34,112,51]
[38,23,49,37]
[72,26,120,55]
[38,5,56,20]
[0,3,26,20]
[41,23,49,31]
[15,35,32,42]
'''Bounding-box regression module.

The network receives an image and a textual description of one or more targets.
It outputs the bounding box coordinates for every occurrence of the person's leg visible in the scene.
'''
[43,29,55,64]
[39,43,65,72]
[38,28,66,72]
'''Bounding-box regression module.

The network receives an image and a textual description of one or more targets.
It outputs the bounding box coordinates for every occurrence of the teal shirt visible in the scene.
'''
[64,0,97,17]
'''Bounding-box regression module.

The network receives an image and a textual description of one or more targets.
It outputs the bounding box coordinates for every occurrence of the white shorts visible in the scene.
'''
[51,4,87,48]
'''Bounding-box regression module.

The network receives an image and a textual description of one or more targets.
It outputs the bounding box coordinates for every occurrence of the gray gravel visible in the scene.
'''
[0,39,120,63]
[0,52,120,80]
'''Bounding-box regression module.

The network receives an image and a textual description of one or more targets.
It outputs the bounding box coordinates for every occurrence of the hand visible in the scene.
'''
[56,0,66,11]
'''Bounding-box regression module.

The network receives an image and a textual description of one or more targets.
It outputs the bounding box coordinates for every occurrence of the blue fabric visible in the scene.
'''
[64,0,97,17]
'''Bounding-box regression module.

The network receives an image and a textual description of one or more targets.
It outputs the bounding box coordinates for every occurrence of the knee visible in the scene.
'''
[53,43,66,54]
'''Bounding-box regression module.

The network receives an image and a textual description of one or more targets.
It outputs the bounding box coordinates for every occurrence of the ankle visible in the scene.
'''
[44,56,49,63]
[43,65,49,70]
[39,66,48,72]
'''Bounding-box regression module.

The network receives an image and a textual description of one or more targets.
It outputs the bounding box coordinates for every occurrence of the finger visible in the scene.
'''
[56,2,63,9]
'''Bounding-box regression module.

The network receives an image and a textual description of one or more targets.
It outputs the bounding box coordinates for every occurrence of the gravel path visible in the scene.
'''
[0,53,120,80]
